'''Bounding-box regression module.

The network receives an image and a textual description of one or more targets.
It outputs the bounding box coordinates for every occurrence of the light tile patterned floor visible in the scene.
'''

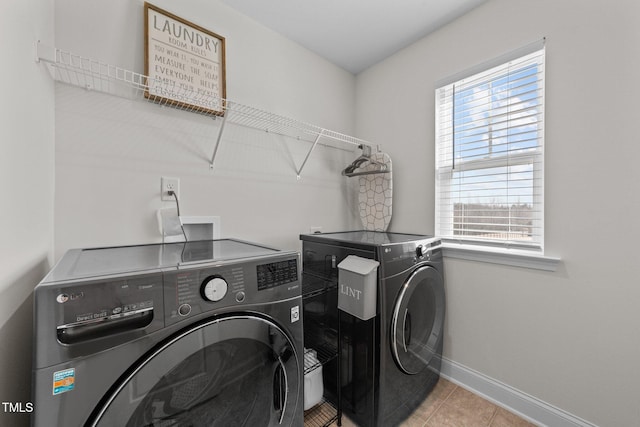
[320,378,536,427]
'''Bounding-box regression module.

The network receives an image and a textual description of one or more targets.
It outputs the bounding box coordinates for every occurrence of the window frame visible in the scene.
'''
[435,40,546,253]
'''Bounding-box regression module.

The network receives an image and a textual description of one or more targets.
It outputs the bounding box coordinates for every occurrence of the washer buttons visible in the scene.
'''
[178,304,192,316]
[236,292,246,303]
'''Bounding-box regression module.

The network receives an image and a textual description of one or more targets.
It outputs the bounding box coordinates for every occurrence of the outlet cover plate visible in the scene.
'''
[161,177,180,201]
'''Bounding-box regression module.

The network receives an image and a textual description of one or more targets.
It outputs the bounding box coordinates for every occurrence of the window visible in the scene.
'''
[435,43,545,250]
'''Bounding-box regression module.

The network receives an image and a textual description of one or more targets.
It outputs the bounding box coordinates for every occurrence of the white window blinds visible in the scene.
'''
[435,44,545,249]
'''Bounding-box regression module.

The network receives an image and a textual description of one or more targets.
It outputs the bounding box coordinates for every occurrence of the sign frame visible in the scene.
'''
[144,2,226,115]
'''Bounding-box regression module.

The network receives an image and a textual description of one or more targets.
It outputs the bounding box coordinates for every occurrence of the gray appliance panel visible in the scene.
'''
[164,253,300,327]
[42,239,281,283]
[299,231,444,427]
[32,296,304,427]
[378,239,442,279]
[300,231,441,279]
[301,241,374,282]
[33,240,304,427]
[34,252,301,368]
[300,231,432,248]
[34,270,165,369]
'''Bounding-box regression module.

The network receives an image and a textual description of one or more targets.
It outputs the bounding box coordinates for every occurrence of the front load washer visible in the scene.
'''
[32,239,303,427]
[300,231,445,427]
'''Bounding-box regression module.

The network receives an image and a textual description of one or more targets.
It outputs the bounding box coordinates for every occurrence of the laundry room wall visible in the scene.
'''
[0,0,55,426]
[355,0,640,426]
[53,0,362,259]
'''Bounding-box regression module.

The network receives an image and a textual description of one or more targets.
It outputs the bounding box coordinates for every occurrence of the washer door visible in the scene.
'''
[88,315,300,427]
[391,266,445,375]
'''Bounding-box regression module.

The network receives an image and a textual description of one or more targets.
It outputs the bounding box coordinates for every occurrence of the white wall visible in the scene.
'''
[14,1,639,425]
[356,0,640,426]
[0,0,54,426]
[53,0,362,258]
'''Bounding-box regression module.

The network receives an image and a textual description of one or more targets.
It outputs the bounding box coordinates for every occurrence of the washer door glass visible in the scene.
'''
[391,266,445,375]
[89,315,300,427]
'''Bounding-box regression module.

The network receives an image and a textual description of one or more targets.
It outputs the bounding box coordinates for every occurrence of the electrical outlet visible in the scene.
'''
[161,177,180,201]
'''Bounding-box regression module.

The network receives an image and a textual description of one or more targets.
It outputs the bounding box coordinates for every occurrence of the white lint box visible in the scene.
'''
[337,256,379,321]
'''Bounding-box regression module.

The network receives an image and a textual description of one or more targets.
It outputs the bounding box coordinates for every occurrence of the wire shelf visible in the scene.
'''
[304,332,338,375]
[36,42,374,175]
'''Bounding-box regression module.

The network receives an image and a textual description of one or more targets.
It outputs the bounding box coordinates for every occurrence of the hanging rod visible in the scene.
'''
[36,42,376,177]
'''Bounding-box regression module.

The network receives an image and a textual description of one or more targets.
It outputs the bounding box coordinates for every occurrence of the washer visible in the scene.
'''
[32,239,303,427]
[300,231,445,426]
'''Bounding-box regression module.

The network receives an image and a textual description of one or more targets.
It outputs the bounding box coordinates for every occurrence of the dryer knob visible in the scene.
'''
[201,276,228,302]
[416,245,425,258]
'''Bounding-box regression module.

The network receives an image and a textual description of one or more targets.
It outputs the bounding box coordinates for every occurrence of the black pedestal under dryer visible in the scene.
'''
[32,239,304,427]
[300,231,445,427]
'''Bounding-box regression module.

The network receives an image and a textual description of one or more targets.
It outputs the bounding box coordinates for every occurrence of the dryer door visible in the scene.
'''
[88,315,301,427]
[391,265,445,375]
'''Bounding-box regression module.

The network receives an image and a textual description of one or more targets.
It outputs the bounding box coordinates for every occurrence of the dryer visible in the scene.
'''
[300,231,445,427]
[32,239,303,427]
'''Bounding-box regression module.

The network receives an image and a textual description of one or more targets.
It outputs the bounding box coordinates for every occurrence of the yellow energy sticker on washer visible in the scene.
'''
[52,368,75,395]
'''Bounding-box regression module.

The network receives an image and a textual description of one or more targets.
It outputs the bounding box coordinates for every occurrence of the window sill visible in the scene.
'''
[442,243,560,272]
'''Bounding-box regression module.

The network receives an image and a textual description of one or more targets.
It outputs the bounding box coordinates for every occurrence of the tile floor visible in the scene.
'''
[319,378,537,427]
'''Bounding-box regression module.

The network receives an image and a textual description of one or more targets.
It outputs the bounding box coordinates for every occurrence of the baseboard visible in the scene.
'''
[440,357,598,427]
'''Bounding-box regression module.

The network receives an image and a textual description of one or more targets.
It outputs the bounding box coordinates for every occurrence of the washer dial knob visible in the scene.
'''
[201,276,228,302]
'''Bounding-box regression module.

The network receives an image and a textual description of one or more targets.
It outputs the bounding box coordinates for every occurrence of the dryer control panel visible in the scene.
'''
[379,238,442,278]
[163,254,300,326]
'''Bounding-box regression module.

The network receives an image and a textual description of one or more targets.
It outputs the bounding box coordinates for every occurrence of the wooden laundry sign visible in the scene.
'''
[144,2,226,115]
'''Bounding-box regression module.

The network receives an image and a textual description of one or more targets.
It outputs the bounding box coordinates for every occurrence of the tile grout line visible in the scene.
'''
[429,381,502,427]
[486,405,499,427]
[423,383,459,426]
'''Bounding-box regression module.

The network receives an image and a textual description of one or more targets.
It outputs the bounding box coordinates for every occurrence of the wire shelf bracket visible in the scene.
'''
[36,41,376,178]
[209,111,228,169]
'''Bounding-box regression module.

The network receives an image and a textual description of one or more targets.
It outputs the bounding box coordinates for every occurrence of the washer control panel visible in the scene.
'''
[55,274,160,328]
[49,272,164,346]
[256,259,298,290]
[163,254,299,325]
